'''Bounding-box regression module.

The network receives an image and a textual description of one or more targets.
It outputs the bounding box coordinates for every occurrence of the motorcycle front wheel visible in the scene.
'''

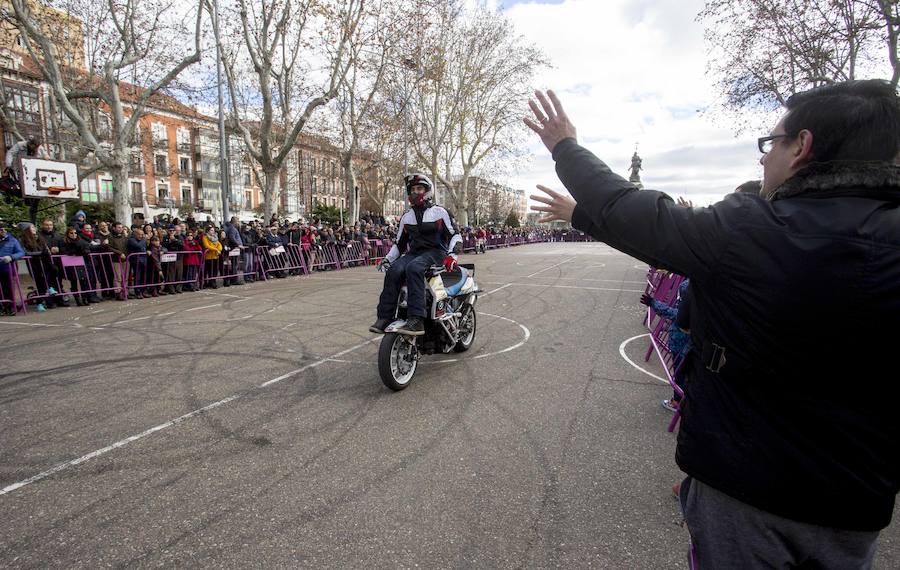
[378,332,418,391]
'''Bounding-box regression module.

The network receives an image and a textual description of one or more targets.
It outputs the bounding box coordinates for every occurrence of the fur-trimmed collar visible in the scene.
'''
[769,161,900,202]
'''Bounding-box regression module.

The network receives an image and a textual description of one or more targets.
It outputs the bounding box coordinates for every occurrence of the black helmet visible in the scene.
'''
[404,173,434,208]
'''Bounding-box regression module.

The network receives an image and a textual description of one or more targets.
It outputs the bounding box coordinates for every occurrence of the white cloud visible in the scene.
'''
[500,0,779,206]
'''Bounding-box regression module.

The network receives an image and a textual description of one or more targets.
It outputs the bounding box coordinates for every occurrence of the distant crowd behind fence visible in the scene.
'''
[1,229,594,316]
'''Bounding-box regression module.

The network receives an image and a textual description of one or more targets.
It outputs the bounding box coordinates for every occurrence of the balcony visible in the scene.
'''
[177,141,191,153]
[129,161,144,174]
[177,168,193,179]
[152,137,169,150]
[153,165,169,177]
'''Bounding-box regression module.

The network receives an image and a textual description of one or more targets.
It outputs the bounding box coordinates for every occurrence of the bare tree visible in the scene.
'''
[698,0,899,125]
[5,0,203,222]
[214,0,364,221]
[410,6,545,226]
[333,0,425,224]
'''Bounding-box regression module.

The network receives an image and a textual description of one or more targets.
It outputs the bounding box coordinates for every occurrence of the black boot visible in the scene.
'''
[369,318,392,334]
[396,316,425,336]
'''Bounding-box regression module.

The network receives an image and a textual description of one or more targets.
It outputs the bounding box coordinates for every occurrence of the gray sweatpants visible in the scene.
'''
[680,477,879,569]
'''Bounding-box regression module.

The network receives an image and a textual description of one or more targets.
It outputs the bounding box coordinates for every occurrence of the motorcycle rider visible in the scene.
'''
[370,173,462,335]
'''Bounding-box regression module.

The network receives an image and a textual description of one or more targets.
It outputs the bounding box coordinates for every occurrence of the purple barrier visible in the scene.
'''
[367,239,393,265]
[19,251,126,306]
[1,260,25,314]
[647,316,687,432]
[125,250,203,297]
[643,272,685,362]
[211,246,258,285]
[336,240,367,267]
[305,242,341,272]
[254,244,307,280]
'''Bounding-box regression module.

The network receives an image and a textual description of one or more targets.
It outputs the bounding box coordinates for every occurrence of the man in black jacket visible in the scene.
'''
[526,81,899,568]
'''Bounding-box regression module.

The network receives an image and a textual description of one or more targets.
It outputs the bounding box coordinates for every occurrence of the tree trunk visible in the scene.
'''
[455,172,470,227]
[341,152,359,224]
[112,165,131,225]
[263,170,278,222]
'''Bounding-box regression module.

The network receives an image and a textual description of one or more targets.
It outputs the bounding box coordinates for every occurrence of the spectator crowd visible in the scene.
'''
[0,209,582,315]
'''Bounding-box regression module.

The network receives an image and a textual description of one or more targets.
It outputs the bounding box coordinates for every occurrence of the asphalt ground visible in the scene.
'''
[1,242,898,569]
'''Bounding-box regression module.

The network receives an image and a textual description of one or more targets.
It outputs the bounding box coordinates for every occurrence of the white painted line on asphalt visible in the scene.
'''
[114,315,154,324]
[0,321,66,328]
[0,395,241,497]
[184,304,220,312]
[527,276,645,284]
[428,312,531,364]
[280,323,298,330]
[481,281,644,293]
[481,283,512,296]
[618,333,668,384]
[158,311,176,317]
[526,257,575,278]
[0,338,378,497]
[203,292,251,300]
[259,338,377,388]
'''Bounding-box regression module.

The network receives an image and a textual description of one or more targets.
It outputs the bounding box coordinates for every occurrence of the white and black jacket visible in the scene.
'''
[385,205,462,263]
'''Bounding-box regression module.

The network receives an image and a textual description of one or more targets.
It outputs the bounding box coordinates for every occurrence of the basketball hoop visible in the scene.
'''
[47,186,73,196]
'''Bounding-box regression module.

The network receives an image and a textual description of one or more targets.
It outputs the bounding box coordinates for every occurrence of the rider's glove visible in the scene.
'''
[639,293,653,307]
[377,258,391,273]
[443,256,458,272]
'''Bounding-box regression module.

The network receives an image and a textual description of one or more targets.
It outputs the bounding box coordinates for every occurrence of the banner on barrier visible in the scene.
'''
[161,253,178,263]
[228,249,241,257]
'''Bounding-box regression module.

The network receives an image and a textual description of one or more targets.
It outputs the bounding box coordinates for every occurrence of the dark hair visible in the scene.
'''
[784,80,900,163]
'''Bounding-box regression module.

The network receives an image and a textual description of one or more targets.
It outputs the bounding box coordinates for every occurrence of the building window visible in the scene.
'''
[131,181,143,205]
[3,81,41,125]
[99,179,114,202]
[243,170,251,186]
[179,157,191,175]
[155,155,167,175]
[129,152,143,173]
[287,189,299,213]
[245,190,252,209]
[157,184,169,200]
[181,186,192,204]
[81,178,98,203]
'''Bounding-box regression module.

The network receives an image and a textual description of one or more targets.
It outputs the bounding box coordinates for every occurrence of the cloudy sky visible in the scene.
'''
[486,0,779,205]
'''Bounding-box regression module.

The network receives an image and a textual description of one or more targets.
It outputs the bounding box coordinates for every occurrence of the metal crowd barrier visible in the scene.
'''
[335,240,368,268]
[1,260,25,314]
[255,244,307,280]
[16,251,126,310]
[124,251,203,296]
[643,272,685,362]
[212,246,257,285]
[4,234,571,316]
[366,239,393,266]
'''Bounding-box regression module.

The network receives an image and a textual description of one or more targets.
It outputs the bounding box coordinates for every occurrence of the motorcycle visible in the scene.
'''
[378,263,480,390]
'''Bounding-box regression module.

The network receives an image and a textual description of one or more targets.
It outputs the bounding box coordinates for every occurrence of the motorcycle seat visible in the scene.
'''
[442,267,468,296]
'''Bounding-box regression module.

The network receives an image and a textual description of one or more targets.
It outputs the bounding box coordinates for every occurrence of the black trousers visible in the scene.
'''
[377,249,445,319]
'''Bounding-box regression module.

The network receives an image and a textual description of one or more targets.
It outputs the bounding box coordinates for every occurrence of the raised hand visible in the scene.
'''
[530,184,577,224]
[523,90,577,154]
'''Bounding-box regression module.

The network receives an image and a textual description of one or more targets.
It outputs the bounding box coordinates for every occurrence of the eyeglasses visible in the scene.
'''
[758,134,791,154]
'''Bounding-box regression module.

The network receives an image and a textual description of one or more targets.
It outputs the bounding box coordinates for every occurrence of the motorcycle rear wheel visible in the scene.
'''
[379,332,418,391]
